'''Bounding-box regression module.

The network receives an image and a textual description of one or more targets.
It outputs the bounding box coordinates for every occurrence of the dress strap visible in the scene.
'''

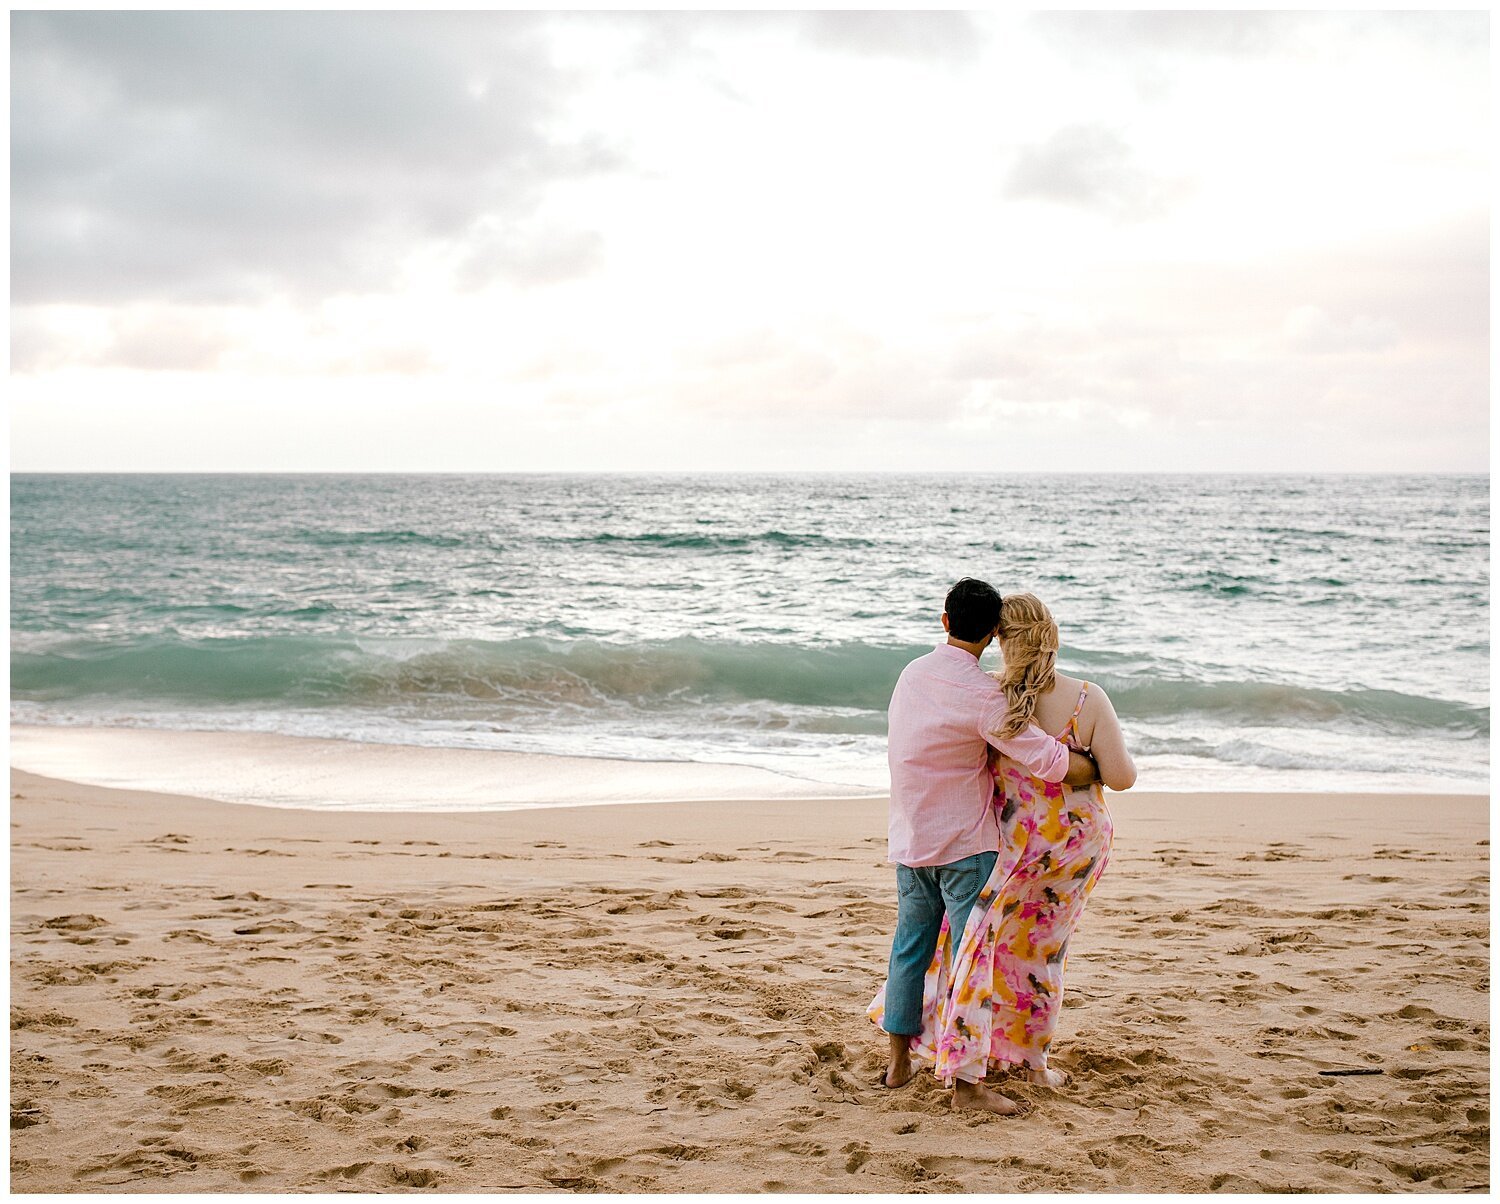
[1065,682,1091,739]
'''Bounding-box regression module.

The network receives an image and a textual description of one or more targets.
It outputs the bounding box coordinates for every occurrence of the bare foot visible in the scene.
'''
[884,1061,916,1088]
[884,1033,917,1088]
[884,1054,916,1089]
[951,1079,1020,1115]
[1024,1066,1069,1089]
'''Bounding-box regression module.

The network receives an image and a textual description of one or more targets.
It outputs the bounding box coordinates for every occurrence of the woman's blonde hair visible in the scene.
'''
[996,593,1059,738]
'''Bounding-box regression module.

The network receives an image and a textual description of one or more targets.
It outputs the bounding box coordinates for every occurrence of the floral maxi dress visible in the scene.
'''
[868,683,1114,1084]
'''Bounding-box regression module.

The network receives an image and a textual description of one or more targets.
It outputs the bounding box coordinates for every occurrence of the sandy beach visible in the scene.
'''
[9,759,1489,1193]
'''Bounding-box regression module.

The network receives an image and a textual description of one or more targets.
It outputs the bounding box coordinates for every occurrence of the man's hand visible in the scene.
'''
[1063,749,1099,788]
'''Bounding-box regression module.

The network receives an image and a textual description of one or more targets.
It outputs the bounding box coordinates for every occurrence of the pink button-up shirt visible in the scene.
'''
[887,643,1070,868]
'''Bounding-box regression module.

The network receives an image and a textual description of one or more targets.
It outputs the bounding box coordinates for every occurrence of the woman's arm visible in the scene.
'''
[1084,687,1136,791]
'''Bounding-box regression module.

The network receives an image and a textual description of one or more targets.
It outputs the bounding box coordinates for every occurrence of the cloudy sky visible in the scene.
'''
[10,10,1489,472]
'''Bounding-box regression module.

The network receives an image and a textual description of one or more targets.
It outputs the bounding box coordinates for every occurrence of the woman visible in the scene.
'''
[869,592,1135,1102]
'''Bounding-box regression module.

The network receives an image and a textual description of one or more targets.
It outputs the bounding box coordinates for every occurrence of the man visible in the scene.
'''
[882,577,1098,1114]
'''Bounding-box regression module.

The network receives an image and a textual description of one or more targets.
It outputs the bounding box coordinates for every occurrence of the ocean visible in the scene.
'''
[9,473,1489,796]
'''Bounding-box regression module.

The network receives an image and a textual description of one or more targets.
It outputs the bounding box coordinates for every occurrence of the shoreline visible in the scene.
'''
[9,768,1488,1192]
[8,723,881,813]
[10,722,1486,813]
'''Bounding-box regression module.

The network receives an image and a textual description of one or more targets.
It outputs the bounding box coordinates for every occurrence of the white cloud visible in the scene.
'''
[1281,307,1399,355]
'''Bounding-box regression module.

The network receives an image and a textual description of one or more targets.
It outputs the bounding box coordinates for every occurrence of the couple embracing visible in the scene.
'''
[869,577,1136,1115]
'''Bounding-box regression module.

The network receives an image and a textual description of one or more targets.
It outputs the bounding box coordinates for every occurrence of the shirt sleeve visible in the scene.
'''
[979,697,1070,783]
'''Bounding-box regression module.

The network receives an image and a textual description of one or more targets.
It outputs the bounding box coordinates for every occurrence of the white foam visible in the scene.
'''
[8,724,880,812]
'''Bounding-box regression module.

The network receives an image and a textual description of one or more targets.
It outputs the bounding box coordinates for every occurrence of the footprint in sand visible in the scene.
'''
[725,899,796,914]
[145,1083,240,1111]
[12,1008,78,1031]
[694,918,771,942]
[232,920,307,935]
[42,914,108,932]
[320,1161,374,1182]
[389,1165,443,1188]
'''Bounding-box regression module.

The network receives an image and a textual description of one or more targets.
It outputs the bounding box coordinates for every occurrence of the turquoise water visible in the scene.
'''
[10,473,1489,792]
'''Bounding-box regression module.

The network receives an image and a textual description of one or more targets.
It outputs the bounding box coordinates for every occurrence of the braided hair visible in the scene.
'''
[996,592,1059,738]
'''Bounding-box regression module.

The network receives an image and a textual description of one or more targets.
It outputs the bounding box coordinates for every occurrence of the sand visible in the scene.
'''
[8,764,1489,1193]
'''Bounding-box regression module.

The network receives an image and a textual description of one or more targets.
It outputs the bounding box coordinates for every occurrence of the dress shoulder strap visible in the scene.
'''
[1065,682,1091,738]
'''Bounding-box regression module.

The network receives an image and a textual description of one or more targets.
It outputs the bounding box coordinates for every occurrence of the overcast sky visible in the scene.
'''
[10,10,1490,472]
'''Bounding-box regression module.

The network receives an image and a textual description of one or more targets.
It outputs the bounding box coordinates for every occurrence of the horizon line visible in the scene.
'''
[8,468,1491,478]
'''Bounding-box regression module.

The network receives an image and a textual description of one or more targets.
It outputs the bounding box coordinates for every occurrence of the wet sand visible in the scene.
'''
[9,767,1489,1193]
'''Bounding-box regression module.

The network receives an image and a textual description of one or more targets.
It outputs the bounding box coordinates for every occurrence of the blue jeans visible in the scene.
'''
[883,850,998,1037]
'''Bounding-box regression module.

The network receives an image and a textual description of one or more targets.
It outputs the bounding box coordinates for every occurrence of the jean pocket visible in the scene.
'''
[951,867,979,898]
[949,854,992,897]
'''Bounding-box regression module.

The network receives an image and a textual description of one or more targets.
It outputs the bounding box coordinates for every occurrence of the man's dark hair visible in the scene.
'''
[944,577,1002,642]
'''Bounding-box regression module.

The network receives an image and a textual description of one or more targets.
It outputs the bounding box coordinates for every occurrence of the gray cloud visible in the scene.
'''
[1029,11,1487,66]
[798,11,981,65]
[1028,10,1294,57]
[1003,125,1187,221]
[605,11,773,73]
[596,10,982,70]
[12,11,622,305]
[1378,11,1490,52]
